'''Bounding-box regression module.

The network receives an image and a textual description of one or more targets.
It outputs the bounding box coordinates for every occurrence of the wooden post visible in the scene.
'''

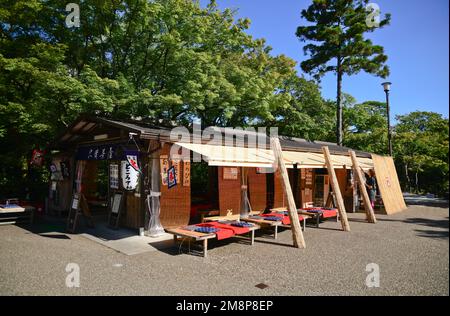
[270,137,306,248]
[352,170,358,213]
[349,150,377,223]
[322,146,350,231]
[293,163,299,205]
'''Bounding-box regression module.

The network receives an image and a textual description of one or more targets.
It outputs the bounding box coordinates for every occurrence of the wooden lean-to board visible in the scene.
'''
[371,154,407,214]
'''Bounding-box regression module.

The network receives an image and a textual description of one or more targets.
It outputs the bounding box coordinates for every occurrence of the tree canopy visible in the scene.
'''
[296,0,391,145]
[0,0,447,199]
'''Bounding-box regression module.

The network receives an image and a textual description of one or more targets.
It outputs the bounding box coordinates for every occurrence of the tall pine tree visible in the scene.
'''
[296,0,390,145]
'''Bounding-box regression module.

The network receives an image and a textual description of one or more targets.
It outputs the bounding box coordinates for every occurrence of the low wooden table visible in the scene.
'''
[298,209,338,228]
[240,217,282,239]
[166,224,259,258]
[166,228,216,257]
[0,205,35,225]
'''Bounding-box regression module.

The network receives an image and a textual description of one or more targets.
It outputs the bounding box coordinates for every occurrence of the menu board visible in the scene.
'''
[160,155,169,186]
[111,192,123,214]
[172,159,181,182]
[223,167,238,180]
[305,169,313,185]
[109,164,119,189]
[183,161,190,187]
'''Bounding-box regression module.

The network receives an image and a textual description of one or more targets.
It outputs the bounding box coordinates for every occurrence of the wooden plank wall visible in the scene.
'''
[82,161,98,200]
[123,192,142,228]
[300,168,314,207]
[247,168,267,212]
[48,155,73,213]
[159,143,191,228]
[273,170,286,208]
[335,169,348,195]
[218,166,241,215]
[371,154,407,214]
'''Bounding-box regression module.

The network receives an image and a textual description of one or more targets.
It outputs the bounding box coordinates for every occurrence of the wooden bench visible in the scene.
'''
[240,217,282,239]
[166,224,260,258]
[298,209,339,228]
[0,205,35,225]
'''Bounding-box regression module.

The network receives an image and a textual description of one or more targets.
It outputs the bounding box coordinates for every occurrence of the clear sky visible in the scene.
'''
[199,0,449,119]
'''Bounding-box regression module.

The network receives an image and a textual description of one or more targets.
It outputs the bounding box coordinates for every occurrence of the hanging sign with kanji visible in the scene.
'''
[30,149,45,167]
[167,166,177,189]
[183,161,190,187]
[160,155,169,186]
[110,164,119,189]
[121,160,139,191]
[172,159,181,182]
[124,150,142,174]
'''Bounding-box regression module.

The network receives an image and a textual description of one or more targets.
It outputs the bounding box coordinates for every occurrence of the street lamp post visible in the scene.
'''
[382,82,393,156]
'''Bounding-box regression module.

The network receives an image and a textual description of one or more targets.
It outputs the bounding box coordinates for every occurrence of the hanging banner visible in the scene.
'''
[167,166,177,189]
[109,164,119,189]
[59,160,70,179]
[183,161,190,187]
[76,144,119,160]
[121,160,139,191]
[124,150,142,174]
[223,167,238,180]
[30,149,45,167]
[172,159,181,182]
[50,163,63,181]
[160,155,169,186]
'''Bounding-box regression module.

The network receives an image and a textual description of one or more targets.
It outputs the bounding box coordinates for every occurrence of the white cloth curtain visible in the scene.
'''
[147,153,165,237]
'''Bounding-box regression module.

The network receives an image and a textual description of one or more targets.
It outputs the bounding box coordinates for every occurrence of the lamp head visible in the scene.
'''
[381,81,392,92]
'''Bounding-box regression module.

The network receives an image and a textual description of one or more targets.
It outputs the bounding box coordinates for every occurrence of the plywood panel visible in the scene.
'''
[371,154,407,214]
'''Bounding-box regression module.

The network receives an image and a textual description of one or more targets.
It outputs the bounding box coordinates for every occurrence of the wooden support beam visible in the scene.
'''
[270,137,306,248]
[352,170,358,213]
[293,163,299,205]
[349,150,377,223]
[322,146,350,232]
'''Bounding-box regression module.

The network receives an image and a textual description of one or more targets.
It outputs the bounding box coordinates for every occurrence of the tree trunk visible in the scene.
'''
[336,61,343,146]
[415,171,419,193]
[404,163,410,192]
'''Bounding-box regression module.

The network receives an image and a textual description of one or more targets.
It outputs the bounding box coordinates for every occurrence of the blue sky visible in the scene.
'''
[199,0,449,119]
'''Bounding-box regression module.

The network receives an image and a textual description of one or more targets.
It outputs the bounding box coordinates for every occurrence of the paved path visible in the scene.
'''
[403,192,449,208]
[0,205,448,295]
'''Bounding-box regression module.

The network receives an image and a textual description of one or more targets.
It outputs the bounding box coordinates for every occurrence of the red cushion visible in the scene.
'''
[321,209,338,218]
[262,212,304,225]
[195,223,234,240]
[207,222,250,235]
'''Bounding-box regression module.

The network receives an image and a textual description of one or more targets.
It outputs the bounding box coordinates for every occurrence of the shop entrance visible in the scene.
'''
[79,160,110,219]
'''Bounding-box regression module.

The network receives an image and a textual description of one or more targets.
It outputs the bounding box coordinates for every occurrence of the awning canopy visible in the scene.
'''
[174,142,275,167]
[174,142,374,170]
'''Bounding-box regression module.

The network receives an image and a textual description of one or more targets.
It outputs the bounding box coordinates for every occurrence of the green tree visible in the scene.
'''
[267,75,335,141]
[296,0,390,146]
[394,112,449,196]
[0,0,301,198]
[344,100,388,154]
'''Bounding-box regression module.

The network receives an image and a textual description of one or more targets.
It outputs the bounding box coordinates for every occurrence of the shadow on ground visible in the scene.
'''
[377,216,449,239]
[18,214,142,241]
[403,193,449,208]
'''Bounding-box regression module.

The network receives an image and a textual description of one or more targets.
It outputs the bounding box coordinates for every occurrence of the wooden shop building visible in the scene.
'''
[48,115,406,233]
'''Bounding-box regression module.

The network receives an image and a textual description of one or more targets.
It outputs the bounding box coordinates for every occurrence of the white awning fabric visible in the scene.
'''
[174,142,373,170]
[173,142,275,167]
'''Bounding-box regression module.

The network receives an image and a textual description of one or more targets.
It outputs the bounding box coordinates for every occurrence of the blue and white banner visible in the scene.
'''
[124,150,142,174]
[121,160,139,191]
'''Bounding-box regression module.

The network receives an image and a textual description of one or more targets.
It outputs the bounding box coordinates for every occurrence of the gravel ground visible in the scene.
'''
[0,204,448,296]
